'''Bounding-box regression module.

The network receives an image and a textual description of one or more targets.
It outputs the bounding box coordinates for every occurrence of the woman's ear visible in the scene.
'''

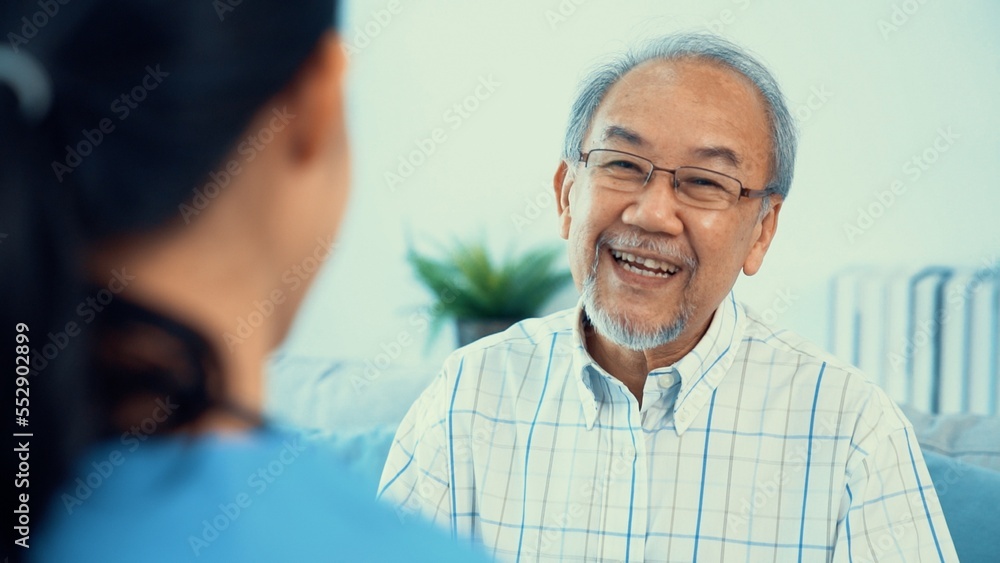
[283,31,347,165]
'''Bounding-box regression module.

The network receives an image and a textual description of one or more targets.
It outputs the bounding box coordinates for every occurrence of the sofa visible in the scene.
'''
[267,355,1000,562]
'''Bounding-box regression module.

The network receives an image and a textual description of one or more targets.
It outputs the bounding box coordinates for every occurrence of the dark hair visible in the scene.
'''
[1,1,338,556]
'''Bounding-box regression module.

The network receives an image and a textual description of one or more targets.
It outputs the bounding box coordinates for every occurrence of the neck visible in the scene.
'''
[584,328,646,403]
[89,222,281,434]
[584,312,713,406]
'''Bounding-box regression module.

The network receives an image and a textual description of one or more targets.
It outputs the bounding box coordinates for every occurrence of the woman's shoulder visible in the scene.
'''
[32,427,487,562]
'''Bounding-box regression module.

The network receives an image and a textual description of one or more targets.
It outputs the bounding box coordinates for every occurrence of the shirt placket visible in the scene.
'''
[627,391,649,563]
[603,377,648,563]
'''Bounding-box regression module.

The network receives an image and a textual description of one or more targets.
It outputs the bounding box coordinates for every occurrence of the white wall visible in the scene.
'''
[279,0,1000,371]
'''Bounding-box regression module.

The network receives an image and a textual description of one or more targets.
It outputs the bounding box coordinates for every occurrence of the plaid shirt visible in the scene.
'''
[379,292,957,562]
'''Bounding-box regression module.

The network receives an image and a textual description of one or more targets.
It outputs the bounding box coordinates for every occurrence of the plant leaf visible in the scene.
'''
[408,239,572,322]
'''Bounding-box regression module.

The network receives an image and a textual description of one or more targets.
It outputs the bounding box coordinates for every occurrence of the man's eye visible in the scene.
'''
[684,177,725,189]
[605,159,642,171]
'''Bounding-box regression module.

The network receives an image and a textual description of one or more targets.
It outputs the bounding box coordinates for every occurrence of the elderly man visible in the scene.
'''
[379,33,956,562]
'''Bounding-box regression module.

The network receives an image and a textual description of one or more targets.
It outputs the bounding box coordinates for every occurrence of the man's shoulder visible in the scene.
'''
[738,303,911,433]
[453,307,578,357]
[437,308,579,386]
[740,303,862,375]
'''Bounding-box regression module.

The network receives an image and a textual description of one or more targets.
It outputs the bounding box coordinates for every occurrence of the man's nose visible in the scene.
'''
[620,172,684,235]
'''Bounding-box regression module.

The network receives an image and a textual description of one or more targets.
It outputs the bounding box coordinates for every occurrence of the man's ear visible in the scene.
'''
[554,160,575,240]
[742,197,782,276]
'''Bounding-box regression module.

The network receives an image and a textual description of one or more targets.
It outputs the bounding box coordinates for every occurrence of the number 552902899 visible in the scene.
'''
[15,323,30,427]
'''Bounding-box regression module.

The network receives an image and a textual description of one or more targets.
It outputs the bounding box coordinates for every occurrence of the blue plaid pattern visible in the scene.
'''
[379,292,957,562]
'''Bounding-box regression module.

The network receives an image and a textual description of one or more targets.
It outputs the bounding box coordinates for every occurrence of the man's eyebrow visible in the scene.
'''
[693,146,742,169]
[600,125,647,147]
[600,127,744,168]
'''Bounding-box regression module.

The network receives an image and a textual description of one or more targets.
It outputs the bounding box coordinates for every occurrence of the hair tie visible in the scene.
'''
[0,46,53,123]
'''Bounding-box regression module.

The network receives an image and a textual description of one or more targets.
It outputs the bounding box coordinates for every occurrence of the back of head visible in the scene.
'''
[0,1,338,555]
[562,32,797,199]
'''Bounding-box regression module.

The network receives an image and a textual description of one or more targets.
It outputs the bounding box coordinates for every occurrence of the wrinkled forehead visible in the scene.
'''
[592,58,772,138]
[604,57,768,117]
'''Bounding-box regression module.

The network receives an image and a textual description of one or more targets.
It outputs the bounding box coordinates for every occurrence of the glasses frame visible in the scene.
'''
[579,149,771,208]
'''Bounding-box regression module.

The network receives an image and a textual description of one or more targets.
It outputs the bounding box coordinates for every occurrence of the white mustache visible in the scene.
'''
[594,230,697,271]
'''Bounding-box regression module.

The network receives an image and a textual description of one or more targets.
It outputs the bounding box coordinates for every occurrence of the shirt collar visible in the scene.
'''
[569,307,601,430]
[569,291,746,434]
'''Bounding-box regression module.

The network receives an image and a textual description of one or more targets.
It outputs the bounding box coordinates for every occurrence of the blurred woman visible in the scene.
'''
[1,1,484,561]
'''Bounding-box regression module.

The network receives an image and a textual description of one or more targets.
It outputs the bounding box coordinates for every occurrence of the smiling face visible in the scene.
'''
[555,58,782,357]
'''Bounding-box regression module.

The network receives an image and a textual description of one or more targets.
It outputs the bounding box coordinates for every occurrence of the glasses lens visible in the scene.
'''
[674,167,741,209]
[585,150,650,192]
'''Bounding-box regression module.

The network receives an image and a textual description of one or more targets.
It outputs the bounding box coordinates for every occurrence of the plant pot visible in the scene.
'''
[455,318,520,347]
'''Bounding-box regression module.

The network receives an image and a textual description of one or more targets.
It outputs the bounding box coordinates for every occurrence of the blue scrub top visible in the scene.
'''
[31,427,488,562]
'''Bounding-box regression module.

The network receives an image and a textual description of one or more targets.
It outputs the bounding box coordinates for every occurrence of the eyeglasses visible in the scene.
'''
[578,149,770,210]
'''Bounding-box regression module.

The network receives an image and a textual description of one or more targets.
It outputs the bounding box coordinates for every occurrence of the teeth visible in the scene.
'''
[622,262,670,278]
[610,249,679,275]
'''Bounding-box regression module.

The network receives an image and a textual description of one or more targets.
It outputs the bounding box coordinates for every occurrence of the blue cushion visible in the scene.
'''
[924,450,1000,563]
[902,405,1000,473]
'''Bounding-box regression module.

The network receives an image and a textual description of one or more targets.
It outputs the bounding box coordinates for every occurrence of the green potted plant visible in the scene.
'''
[408,239,573,347]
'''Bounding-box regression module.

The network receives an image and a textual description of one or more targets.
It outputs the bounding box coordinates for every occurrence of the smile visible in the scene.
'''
[610,248,679,278]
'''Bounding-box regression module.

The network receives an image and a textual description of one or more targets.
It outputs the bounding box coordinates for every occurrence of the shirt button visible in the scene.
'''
[621,446,636,458]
